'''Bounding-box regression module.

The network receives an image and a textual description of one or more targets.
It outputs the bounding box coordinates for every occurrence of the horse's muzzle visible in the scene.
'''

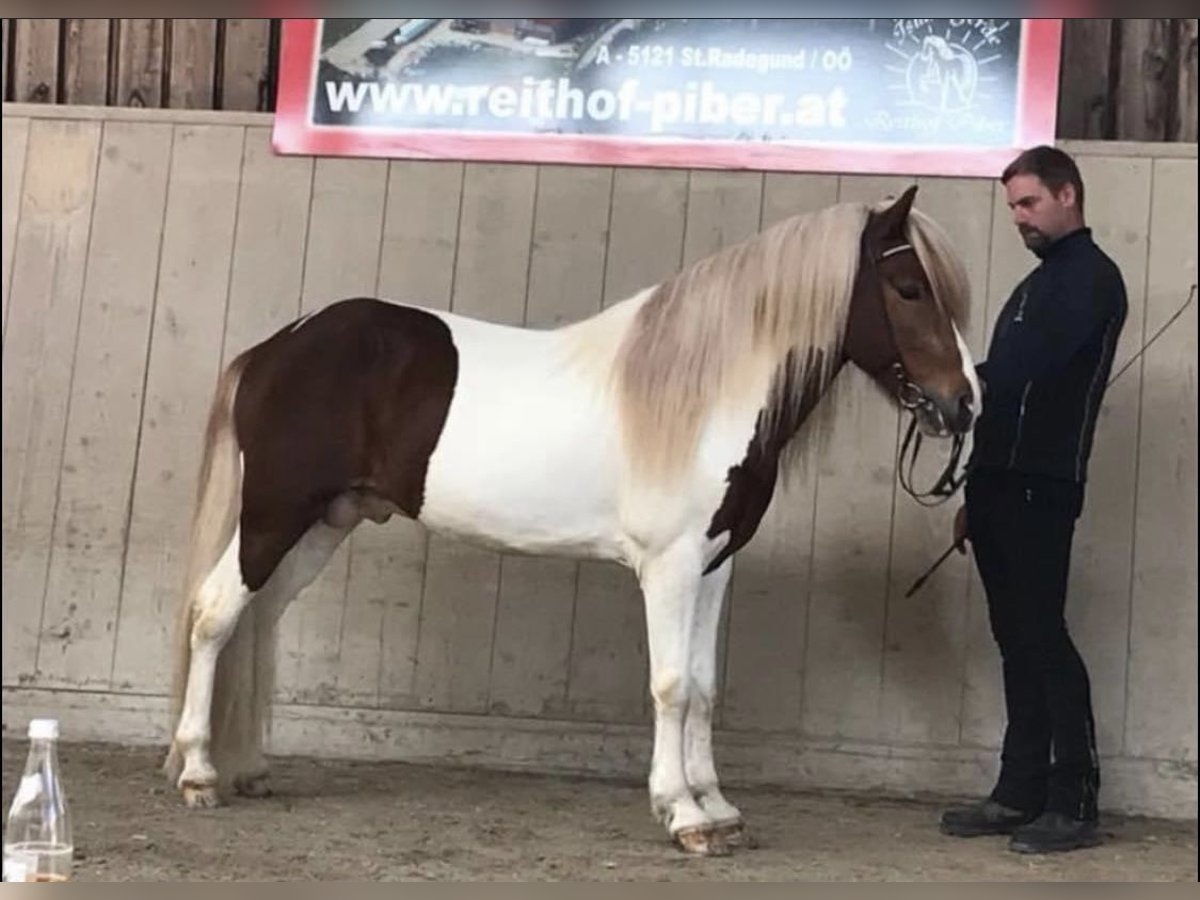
[931,390,975,435]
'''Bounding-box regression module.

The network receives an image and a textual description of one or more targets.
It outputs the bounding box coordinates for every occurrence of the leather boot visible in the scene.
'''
[939,798,1039,837]
[1009,811,1101,853]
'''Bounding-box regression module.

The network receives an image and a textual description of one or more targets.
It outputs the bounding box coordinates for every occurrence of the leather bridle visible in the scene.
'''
[864,241,968,508]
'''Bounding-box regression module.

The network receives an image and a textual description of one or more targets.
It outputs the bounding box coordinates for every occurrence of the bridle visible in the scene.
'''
[868,241,968,508]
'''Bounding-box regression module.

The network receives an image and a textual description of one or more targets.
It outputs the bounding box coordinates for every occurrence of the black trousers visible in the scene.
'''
[965,467,1100,820]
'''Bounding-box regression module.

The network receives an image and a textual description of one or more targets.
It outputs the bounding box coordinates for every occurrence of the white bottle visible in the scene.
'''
[3,719,73,882]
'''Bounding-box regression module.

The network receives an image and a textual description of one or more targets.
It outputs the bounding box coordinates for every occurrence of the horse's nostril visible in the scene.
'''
[956,394,974,429]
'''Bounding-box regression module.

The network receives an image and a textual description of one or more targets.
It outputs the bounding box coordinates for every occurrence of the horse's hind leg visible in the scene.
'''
[684,560,744,844]
[228,519,355,798]
[173,528,252,808]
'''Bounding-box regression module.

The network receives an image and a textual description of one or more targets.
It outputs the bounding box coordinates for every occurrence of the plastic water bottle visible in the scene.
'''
[3,719,73,882]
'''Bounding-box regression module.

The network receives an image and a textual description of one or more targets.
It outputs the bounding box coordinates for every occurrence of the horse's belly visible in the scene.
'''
[417,330,626,560]
[420,432,625,558]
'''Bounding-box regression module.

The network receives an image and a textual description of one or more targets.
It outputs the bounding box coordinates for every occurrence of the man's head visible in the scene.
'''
[1001,145,1086,251]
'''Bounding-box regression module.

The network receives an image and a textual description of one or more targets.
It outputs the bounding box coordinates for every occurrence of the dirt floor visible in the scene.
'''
[2,741,1195,881]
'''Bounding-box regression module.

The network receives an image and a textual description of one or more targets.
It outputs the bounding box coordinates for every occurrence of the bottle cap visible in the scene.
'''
[27,719,59,740]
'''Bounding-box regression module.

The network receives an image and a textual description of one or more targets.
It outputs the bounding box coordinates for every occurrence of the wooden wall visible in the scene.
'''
[1,19,277,111]
[1,18,1197,141]
[1,103,1195,818]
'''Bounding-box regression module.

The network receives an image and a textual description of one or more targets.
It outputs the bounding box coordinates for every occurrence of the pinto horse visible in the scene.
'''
[164,185,980,856]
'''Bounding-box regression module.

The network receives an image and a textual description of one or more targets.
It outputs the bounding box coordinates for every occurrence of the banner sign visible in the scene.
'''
[274,18,1062,177]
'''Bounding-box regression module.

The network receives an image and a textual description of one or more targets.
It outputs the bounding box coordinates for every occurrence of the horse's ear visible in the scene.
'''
[875,184,919,237]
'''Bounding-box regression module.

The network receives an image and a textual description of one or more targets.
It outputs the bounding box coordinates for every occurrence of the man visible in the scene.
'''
[939,146,1128,854]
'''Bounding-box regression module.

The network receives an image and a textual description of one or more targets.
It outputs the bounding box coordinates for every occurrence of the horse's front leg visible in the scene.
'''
[685,559,745,845]
[640,540,727,856]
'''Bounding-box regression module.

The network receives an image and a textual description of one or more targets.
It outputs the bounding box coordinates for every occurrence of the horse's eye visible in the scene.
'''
[896,282,921,301]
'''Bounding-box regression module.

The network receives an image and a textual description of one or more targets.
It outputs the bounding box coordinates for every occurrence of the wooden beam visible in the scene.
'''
[1115,18,1175,141]
[12,18,60,104]
[114,18,165,108]
[61,18,110,105]
[220,18,270,111]
[1178,18,1198,142]
[166,18,217,109]
[1058,18,1114,139]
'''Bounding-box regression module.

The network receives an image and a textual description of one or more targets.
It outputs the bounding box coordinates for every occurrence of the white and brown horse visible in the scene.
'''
[164,185,980,855]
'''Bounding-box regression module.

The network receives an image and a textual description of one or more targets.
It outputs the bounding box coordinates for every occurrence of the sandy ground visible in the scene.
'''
[2,741,1195,881]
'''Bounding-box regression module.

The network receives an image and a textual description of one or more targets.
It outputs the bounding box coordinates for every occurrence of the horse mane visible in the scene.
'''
[604,197,970,485]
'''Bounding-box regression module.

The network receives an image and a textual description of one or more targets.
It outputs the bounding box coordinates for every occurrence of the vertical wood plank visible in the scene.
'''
[721,173,839,733]
[1126,157,1197,761]
[220,127,312,364]
[1060,156,1153,758]
[376,160,463,308]
[960,182,1034,749]
[12,19,60,104]
[1115,19,1175,142]
[0,120,101,685]
[489,164,612,719]
[565,167,688,723]
[272,156,389,706]
[2,116,31,337]
[115,19,165,108]
[680,170,764,267]
[600,167,690,303]
[221,18,270,111]
[109,124,243,694]
[801,175,908,742]
[2,18,9,101]
[36,121,173,689]
[1057,19,1114,140]
[62,19,111,106]
[879,176,993,746]
[167,19,216,110]
[1179,19,1198,142]
[412,162,537,714]
[522,165,613,330]
[372,160,463,710]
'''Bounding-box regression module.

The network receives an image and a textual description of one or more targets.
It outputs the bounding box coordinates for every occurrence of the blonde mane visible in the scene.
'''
[607,198,970,484]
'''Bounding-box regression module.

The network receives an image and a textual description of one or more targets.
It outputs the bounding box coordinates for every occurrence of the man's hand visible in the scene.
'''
[953,504,969,554]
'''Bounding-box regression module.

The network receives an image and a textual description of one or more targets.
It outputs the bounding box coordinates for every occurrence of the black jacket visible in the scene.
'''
[969,227,1128,484]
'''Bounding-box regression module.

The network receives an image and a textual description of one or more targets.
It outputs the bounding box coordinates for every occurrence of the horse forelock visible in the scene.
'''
[612,201,874,484]
[903,206,972,329]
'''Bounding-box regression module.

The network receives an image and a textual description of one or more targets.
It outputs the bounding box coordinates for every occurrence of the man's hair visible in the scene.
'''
[1001,145,1085,212]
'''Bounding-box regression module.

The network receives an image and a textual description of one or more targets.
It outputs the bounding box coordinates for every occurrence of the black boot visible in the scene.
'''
[1009,811,1101,853]
[939,799,1039,837]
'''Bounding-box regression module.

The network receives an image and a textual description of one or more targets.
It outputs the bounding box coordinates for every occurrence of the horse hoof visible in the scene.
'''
[673,827,730,857]
[713,822,752,849]
[234,773,272,799]
[181,782,220,809]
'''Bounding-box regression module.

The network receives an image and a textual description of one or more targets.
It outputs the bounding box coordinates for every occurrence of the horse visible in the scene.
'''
[915,35,979,112]
[163,184,981,856]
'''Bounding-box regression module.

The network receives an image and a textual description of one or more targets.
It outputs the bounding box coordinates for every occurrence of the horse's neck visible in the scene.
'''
[556,287,655,374]
[755,346,846,452]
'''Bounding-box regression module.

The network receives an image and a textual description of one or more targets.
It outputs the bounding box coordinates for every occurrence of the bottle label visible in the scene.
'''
[4,853,34,882]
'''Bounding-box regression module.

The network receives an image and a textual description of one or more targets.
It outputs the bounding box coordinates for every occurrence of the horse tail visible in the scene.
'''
[164,353,251,785]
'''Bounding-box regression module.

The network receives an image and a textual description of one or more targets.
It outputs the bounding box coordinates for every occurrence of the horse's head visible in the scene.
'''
[920,35,954,62]
[844,185,979,437]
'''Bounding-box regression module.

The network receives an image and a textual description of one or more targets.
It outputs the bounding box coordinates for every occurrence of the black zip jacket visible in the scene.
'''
[969,227,1128,484]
